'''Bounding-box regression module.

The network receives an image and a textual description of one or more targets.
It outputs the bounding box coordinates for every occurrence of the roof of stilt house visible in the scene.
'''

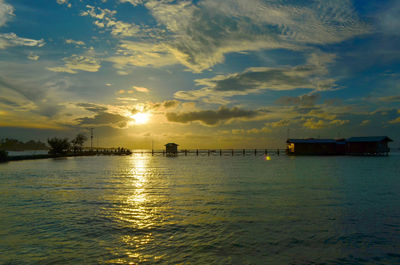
[165,143,179,146]
[346,136,393,142]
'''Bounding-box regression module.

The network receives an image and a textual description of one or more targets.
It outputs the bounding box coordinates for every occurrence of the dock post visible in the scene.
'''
[220,149,222,156]
[254,149,257,156]
[152,149,154,156]
[196,149,199,156]
[277,149,280,156]
[243,149,245,156]
[265,149,268,155]
[208,150,210,156]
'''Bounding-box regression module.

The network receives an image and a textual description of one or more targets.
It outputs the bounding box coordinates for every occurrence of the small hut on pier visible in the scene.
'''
[346,136,392,155]
[165,143,178,154]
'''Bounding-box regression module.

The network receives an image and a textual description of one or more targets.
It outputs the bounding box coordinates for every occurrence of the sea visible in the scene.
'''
[1,152,400,264]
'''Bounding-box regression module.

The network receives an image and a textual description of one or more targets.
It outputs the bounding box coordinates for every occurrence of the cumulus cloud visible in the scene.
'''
[107,40,178,70]
[81,5,139,37]
[76,112,129,128]
[47,49,101,74]
[378,95,400,102]
[166,106,261,126]
[119,0,143,6]
[162,100,179,108]
[76,103,108,113]
[133,86,149,93]
[302,118,349,129]
[75,102,130,128]
[0,0,14,27]
[0,33,45,49]
[65,39,85,46]
[56,0,71,8]
[276,94,320,106]
[27,52,39,61]
[145,0,368,72]
[389,117,400,124]
[265,119,291,128]
[175,53,337,103]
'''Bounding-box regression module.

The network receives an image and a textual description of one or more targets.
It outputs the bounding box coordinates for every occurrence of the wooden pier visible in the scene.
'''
[130,149,286,156]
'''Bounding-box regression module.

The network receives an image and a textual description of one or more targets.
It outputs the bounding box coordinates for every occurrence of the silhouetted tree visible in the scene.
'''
[71,133,87,153]
[0,138,48,151]
[47,138,70,155]
[0,150,8,162]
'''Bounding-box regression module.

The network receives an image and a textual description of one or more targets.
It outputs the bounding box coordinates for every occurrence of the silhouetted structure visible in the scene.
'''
[287,136,393,156]
[165,143,178,154]
[286,139,339,155]
[346,136,392,155]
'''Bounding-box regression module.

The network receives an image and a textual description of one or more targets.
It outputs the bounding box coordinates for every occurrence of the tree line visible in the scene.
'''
[0,138,48,151]
[47,134,87,155]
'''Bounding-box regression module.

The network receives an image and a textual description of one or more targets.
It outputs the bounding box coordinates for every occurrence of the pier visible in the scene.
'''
[131,149,286,156]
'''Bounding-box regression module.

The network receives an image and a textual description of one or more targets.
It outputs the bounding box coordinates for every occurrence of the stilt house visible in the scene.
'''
[346,136,393,155]
[165,143,178,154]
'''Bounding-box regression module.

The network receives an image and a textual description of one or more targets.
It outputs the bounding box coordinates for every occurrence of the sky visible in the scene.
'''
[0,0,399,149]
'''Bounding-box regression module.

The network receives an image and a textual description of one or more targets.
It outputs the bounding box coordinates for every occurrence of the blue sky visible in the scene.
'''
[0,0,399,148]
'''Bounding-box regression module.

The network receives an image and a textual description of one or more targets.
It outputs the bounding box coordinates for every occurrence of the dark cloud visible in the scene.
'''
[163,100,179,108]
[76,112,129,128]
[276,94,320,106]
[0,97,20,107]
[166,106,261,126]
[35,103,65,118]
[210,67,315,92]
[175,63,337,103]
[0,76,44,101]
[76,103,108,113]
[378,95,400,102]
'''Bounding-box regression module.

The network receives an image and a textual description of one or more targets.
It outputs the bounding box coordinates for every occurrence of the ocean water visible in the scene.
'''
[1,153,400,264]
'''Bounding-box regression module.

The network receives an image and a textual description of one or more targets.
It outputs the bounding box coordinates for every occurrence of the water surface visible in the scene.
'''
[1,154,400,264]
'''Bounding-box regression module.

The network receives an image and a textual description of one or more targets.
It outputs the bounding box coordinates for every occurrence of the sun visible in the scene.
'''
[131,112,150,124]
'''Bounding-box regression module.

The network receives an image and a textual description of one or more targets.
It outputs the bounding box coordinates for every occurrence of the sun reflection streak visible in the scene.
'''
[108,154,159,263]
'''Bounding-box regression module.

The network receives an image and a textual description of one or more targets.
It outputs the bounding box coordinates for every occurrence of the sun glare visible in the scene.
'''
[131,112,150,124]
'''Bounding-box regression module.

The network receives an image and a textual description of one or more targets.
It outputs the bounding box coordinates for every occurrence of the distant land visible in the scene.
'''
[0,138,48,151]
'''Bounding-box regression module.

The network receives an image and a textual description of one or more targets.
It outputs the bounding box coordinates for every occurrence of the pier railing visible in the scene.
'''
[129,149,287,156]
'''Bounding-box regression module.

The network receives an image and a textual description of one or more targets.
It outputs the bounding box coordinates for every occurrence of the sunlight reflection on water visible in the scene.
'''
[1,154,400,264]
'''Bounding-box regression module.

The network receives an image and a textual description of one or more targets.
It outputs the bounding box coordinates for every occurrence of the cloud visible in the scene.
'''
[378,95,400,102]
[27,52,39,61]
[0,0,14,27]
[175,53,337,103]
[56,0,71,8]
[0,96,20,107]
[145,0,368,72]
[389,117,400,124]
[132,86,149,93]
[119,0,143,6]
[0,33,45,49]
[166,106,261,126]
[81,5,139,37]
[107,40,178,70]
[276,94,320,106]
[265,119,291,128]
[76,103,108,113]
[47,49,101,74]
[76,112,129,128]
[65,39,85,46]
[302,118,349,129]
[162,100,179,108]
[360,120,370,126]
[377,0,400,36]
